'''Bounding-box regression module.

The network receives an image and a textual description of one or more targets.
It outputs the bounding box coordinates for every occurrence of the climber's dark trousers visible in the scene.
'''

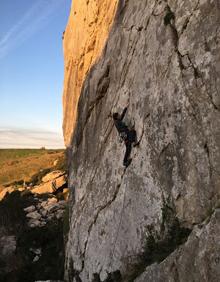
[123,129,137,166]
[123,142,132,166]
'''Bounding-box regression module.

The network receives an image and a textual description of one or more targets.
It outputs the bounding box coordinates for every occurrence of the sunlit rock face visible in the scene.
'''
[64,0,220,281]
[62,0,118,146]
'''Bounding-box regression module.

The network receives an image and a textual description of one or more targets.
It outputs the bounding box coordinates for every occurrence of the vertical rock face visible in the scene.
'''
[63,0,220,281]
[62,0,118,146]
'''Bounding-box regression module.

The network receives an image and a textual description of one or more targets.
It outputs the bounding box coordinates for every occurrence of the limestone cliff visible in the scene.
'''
[64,0,220,281]
[62,0,118,146]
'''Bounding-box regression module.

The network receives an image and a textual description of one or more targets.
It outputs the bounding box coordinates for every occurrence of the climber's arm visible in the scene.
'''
[119,107,128,121]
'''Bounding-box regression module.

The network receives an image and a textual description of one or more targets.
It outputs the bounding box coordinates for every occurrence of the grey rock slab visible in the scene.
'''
[26,211,42,220]
[24,205,36,213]
[135,210,220,282]
[42,170,65,182]
[57,200,67,207]
[33,255,40,262]
[28,219,42,228]
[47,197,58,204]
[41,201,49,208]
[56,210,65,220]
[30,248,42,255]
[40,209,48,217]
[64,0,220,281]
[46,203,61,213]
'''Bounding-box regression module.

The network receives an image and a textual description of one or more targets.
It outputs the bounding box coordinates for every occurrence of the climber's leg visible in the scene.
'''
[123,141,132,167]
[130,129,137,143]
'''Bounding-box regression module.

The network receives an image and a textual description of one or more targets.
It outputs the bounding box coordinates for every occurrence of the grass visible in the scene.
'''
[0,149,67,281]
[0,149,65,189]
[0,149,44,163]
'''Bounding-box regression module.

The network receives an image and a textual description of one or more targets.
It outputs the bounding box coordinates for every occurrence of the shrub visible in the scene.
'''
[164,7,175,26]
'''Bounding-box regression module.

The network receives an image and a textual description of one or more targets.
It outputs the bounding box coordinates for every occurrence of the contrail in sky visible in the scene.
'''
[0,0,63,59]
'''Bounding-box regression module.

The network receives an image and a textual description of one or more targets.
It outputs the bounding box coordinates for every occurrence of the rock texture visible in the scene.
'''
[24,197,67,228]
[64,0,220,281]
[0,170,67,200]
[32,170,66,194]
[62,0,118,146]
[42,171,65,183]
[0,184,68,281]
[0,187,15,200]
[135,209,220,282]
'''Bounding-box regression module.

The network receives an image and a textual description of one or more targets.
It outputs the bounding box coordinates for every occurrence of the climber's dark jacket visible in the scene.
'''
[113,107,137,167]
[113,107,129,137]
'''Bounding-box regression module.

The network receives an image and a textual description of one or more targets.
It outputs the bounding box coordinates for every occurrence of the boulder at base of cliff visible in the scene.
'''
[31,170,67,194]
[0,190,67,282]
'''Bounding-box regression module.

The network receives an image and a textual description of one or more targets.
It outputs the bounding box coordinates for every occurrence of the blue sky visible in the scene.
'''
[0,0,72,148]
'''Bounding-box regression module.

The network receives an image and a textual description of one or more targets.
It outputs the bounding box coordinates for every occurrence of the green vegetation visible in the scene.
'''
[143,220,191,264]
[127,201,191,282]
[30,152,67,186]
[0,149,65,164]
[0,149,62,164]
[0,149,68,282]
[54,152,68,171]
[164,7,175,26]
[161,202,175,232]
[0,149,65,188]
[30,168,52,186]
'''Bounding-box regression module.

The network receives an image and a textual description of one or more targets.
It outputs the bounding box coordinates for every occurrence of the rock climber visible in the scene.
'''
[113,107,138,167]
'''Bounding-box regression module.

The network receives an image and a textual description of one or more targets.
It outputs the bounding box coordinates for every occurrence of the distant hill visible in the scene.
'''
[0,149,65,190]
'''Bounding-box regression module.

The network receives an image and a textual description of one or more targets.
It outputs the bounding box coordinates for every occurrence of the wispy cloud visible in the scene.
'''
[0,0,63,59]
[0,128,65,149]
